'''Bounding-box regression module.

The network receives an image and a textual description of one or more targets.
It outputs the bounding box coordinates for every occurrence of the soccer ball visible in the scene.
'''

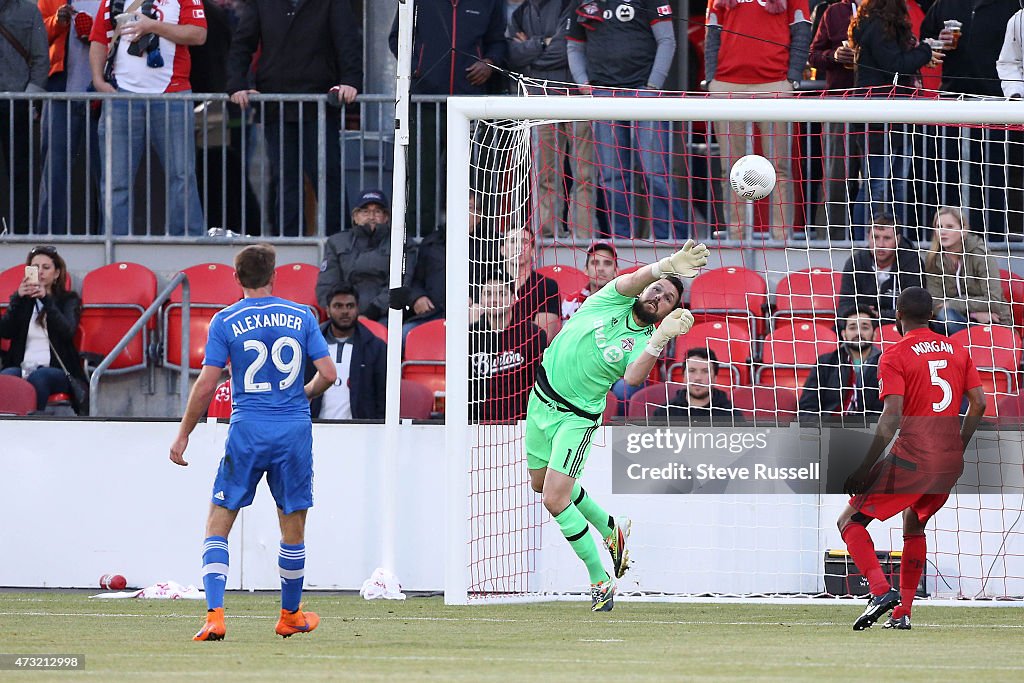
[729,154,776,201]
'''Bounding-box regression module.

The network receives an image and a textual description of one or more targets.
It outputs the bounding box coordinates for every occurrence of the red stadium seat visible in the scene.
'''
[668,320,752,386]
[999,269,1024,330]
[536,265,589,299]
[0,375,37,415]
[951,325,1022,417]
[164,263,242,370]
[78,262,157,373]
[731,386,799,424]
[756,323,838,394]
[627,382,673,418]
[603,391,619,424]
[402,318,445,398]
[275,263,324,321]
[688,266,768,337]
[360,317,388,343]
[873,323,902,353]
[995,391,1024,425]
[774,268,841,330]
[0,264,23,306]
[400,379,435,420]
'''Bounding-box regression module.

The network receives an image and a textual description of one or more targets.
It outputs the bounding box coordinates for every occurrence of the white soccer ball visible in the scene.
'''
[729,154,776,201]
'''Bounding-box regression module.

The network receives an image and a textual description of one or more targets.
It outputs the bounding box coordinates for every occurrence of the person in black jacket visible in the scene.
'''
[0,245,85,412]
[227,0,363,237]
[315,189,391,322]
[403,224,446,340]
[798,306,883,423]
[306,284,387,420]
[388,0,507,236]
[921,0,1023,237]
[654,348,737,424]
[837,215,923,322]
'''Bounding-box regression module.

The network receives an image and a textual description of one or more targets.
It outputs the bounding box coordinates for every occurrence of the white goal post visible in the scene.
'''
[443,96,1024,606]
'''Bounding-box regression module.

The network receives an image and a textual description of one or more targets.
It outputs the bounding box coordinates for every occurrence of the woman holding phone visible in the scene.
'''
[0,245,86,413]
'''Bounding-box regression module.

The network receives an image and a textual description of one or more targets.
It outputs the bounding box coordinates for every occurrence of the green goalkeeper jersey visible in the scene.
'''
[539,279,653,414]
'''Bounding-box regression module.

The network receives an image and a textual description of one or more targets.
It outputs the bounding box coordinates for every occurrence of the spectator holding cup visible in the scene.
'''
[921,0,1022,237]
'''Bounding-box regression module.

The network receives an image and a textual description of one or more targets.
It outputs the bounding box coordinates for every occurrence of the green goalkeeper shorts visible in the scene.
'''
[525,390,600,479]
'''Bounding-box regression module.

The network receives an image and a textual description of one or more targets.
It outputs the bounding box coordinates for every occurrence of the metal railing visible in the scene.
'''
[88,271,189,416]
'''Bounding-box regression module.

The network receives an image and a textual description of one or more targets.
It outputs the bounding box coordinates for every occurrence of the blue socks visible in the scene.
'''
[201,536,229,610]
[279,542,306,612]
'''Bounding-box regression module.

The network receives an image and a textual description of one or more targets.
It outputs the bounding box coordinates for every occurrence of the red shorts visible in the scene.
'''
[850,491,950,523]
[849,458,958,523]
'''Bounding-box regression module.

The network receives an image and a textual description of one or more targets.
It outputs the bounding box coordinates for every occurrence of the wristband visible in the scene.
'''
[644,342,665,358]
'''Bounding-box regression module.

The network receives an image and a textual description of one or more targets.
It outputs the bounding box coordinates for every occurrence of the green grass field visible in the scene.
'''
[1,591,1022,681]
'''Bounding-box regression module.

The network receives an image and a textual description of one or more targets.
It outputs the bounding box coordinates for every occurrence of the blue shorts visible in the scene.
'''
[211,420,314,514]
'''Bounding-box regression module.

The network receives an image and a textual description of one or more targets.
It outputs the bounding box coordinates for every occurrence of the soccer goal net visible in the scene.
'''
[442,88,1024,605]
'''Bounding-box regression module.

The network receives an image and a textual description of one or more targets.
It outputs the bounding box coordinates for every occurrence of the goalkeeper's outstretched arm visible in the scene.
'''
[615,239,710,297]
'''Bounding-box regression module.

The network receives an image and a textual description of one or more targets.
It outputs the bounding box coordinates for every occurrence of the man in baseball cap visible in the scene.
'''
[315,188,393,321]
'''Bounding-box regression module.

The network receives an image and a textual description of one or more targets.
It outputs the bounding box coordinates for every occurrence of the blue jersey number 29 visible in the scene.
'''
[241,337,302,393]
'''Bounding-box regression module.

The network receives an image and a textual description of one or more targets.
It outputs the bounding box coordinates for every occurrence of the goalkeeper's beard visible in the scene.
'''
[632,298,660,327]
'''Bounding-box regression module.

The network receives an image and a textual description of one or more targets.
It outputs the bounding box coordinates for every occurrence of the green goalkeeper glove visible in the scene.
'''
[645,308,695,357]
[651,239,710,279]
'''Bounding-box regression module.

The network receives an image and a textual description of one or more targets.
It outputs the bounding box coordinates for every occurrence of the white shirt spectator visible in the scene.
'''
[997,10,1024,98]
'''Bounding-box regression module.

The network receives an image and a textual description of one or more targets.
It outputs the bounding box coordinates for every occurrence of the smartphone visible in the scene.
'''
[24,265,39,285]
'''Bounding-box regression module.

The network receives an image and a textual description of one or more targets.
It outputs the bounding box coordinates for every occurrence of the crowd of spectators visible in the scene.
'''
[4,1,1024,421]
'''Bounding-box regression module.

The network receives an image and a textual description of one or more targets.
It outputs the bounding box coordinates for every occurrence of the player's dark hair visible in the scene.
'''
[844,305,879,330]
[663,275,685,308]
[897,286,933,323]
[328,282,359,304]
[235,244,276,289]
[685,347,719,379]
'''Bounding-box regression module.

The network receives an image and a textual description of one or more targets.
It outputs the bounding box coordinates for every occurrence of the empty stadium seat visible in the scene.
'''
[78,262,158,373]
[537,265,589,299]
[756,323,838,393]
[0,375,37,415]
[873,323,902,352]
[402,318,445,398]
[999,269,1024,329]
[602,391,619,424]
[627,382,673,418]
[0,264,23,307]
[774,268,841,330]
[400,379,435,420]
[360,317,388,343]
[995,391,1024,425]
[688,266,768,337]
[951,325,1022,416]
[164,263,242,370]
[731,386,799,424]
[274,263,324,320]
[668,320,752,386]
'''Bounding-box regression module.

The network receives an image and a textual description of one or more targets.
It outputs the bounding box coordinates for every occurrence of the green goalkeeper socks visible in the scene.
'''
[553,503,608,585]
[572,483,614,540]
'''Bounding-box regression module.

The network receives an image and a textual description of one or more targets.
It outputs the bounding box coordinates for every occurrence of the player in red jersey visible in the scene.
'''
[837,287,986,631]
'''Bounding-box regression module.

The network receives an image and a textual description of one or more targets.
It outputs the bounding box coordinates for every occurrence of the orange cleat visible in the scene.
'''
[275,606,320,638]
[193,608,226,641]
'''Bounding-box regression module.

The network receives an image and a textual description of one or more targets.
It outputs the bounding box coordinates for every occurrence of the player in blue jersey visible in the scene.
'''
[169,244,337,641]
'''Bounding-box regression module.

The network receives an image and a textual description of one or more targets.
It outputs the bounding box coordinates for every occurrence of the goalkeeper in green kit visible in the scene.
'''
[525,239,710,611]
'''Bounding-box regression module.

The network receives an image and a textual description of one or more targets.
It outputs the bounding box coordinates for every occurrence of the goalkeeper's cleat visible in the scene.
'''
[275,606,320,638]
[604,517,632,579]
[590,577,616,612]
[882,614,912,630]
[852,589,900,631]
[193,608,225,641]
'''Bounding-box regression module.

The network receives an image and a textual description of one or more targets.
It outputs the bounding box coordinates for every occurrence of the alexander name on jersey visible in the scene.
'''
[909,339,954,356]
[231,312,305,337]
